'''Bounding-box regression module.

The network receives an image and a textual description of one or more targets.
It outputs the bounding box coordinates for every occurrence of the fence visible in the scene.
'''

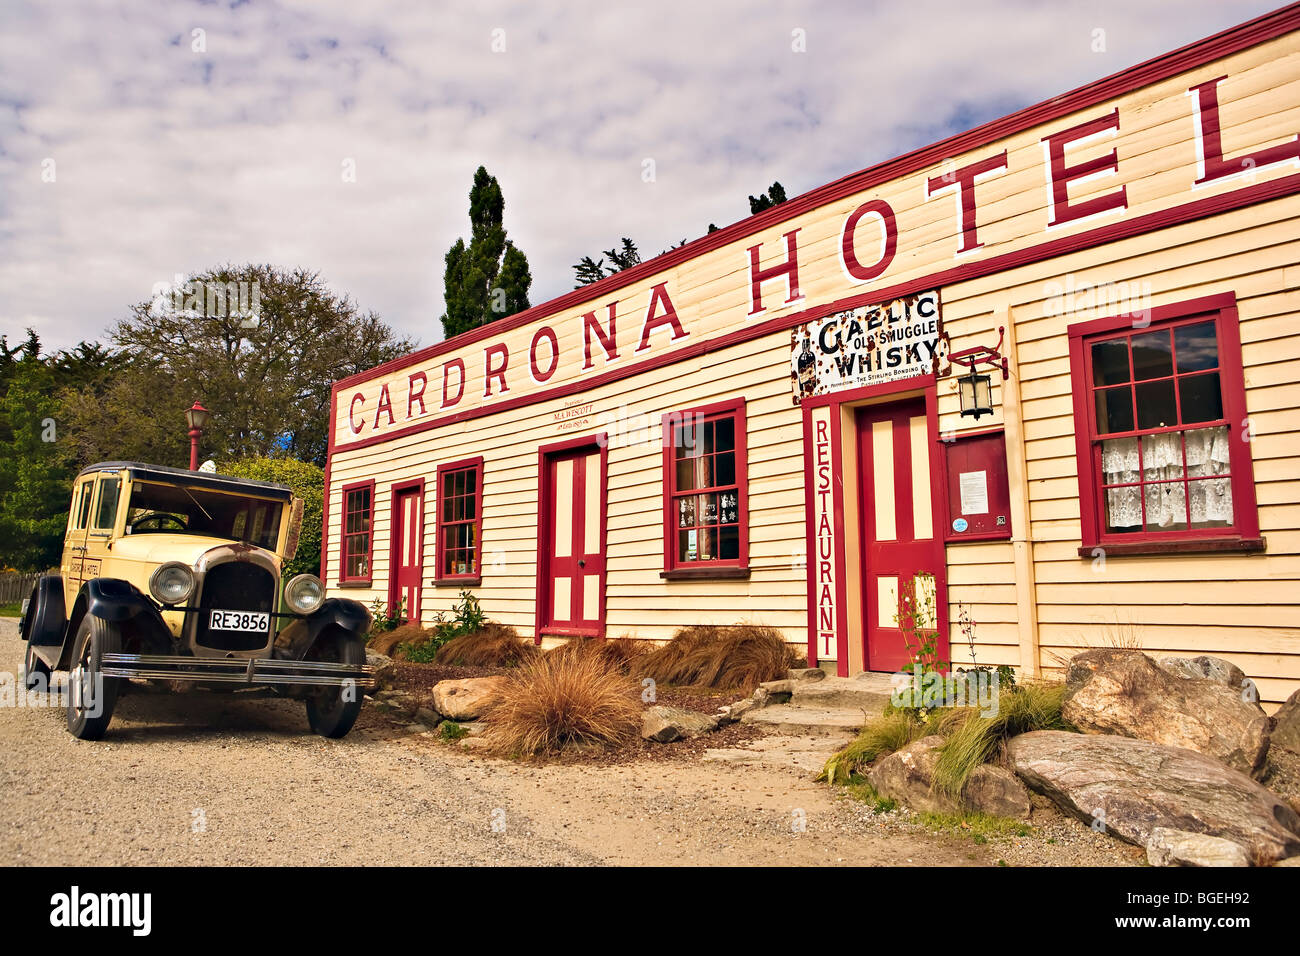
[0,572,40,605]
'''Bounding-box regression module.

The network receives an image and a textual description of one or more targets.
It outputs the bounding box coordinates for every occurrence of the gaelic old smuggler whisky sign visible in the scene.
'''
[790,290,942,404]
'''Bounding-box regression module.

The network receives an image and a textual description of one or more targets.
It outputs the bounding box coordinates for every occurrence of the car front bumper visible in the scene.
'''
[100,653,375,689]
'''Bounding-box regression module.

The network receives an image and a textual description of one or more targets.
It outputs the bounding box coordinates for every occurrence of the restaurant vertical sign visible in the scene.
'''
[809,405,837,662]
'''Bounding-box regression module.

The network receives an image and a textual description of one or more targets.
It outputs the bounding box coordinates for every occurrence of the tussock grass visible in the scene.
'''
[932,682,1072,798]
[546,635,647,672]
[482,646,641,756]
[818,710,926,785]
[432,623,539,667]
[636,624,796,693]
[369,622,429,657]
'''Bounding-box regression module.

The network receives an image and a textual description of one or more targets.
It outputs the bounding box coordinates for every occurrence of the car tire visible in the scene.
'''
[19,588,52,692]
[66,616,123,741]
[305,634,365,739]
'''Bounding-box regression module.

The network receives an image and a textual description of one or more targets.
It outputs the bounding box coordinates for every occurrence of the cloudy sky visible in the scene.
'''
[0,0,1280,352]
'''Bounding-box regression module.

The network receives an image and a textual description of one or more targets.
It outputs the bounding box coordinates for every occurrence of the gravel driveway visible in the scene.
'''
[0,618,1128,866]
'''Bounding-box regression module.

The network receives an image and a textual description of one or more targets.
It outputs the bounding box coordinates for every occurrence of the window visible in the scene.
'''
[661,398,749,576]
[92,476,121,532]
[1068,293,1260,554]
[340,481,374,583]
[70,480,94,531]
[436,458,483,582]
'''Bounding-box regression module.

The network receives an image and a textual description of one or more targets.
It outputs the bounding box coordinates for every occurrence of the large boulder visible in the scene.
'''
[1146,828,1250,867]
[1157,655,1247,689]
[868,736,1031,819]
[641,705,720,742]
[1062,649,1269,777]
[1007,730,1300,866]
[431,676,507,721]
[1271,689,1300,757]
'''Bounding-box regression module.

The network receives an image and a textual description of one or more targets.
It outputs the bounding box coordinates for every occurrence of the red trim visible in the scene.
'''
[534,433,609,642]
[328,166,1300,459]
[660,397,749,574]
[434,456,485,584]
[338,479,375,585]
[326,3,1300,402]
[388,478,425,622]
[1067,291,1260,551]
[321,391,338,581]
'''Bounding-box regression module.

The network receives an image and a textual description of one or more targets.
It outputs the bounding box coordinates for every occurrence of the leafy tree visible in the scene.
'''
[748,181,788,215]
[222,456,323,578]
[59,264,414,469]
[441,166,533,339]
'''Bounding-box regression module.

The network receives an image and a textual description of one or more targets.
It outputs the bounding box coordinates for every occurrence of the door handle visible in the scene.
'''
[578,559,586,568]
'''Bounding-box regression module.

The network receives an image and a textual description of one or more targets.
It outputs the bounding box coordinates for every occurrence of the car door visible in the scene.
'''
[61,476,96,607]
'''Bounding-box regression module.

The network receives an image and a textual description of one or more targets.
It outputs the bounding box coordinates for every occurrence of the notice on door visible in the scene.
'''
[958,470,989,516]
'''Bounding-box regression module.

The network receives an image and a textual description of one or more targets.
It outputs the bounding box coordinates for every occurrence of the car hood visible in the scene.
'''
[110,534,275,568]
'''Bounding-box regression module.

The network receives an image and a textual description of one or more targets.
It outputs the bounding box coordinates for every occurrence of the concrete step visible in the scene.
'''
[788,674,894,714]
[739,705,867,736]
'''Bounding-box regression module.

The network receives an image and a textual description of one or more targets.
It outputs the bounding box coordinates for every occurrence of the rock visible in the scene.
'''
[366,650,397,692]
[788,668,826,683]
[430,677,507,721]
[1275,856,1300,867]
[1007,730,1300,865]
[1062,648,1269,777]
[758,679,795,696]
[962,765,1032,820]
[869,736,1031,819]
[1146,828,1250,867]
[641,705,720,742]
[1157,655,1247,689]
[1271,689,1300,757]
[414,706,441,727]
[406,722,432,734]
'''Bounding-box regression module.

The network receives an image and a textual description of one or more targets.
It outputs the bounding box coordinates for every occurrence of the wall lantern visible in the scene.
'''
[947,327,1010,421]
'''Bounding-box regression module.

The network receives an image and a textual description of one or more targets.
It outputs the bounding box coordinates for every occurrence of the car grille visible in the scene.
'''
[196,561,276,651]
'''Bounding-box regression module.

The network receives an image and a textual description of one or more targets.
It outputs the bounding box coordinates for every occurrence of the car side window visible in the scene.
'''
[71,480,94,530]
[92,476,122,532]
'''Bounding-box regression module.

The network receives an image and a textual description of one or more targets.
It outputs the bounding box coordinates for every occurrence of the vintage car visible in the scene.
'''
[18,461,373,740]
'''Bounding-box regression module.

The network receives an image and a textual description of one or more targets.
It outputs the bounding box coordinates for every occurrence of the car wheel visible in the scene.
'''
[305,634,365,739]
[66,616,123,741]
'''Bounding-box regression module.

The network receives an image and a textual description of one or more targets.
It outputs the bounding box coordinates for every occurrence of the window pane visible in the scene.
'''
[1140,432,1184,479]
[1096,386,1134,434]
[703,420,716,454]
[715,452,736,487]
[1091,339,1130,386]
[675,460,698,492]
[1104,485,1143,533]
[1175,321,1218,373]
[1184,426,1230,477]
[699,492,719,525]
[677,528,697,562]
[1178,372,1223,424]
[1100,436,1140,485]
[1134,379,1177,430]
[697,526,718,561]
[674,494,697,528]
[1189,476,1233,527]
[720,490,739,524]
[714,416,736,453]
[719,525,740,560]
[1131,329,1173,381]
[1144,481,1187,531]
[94,478,121,529]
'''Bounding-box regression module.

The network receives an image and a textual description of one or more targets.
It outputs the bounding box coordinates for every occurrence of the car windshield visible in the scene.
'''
[124,480,283,550]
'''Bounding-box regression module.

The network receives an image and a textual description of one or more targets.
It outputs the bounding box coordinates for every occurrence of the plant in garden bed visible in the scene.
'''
[636,623,796,693]
[433,621,538,667]
[439,721,468,742]
[373,590,493,662]
[482,641,641,756]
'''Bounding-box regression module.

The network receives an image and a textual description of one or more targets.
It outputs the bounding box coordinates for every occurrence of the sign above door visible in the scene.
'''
[789,290,943,405]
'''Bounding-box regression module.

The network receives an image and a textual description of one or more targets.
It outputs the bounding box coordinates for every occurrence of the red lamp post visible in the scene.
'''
[185,401,211,471]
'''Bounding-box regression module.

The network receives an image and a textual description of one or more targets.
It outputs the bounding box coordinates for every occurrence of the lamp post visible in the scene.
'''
[185,401,211,471]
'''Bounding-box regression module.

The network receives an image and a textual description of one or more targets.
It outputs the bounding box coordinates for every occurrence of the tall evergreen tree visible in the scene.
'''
[440,166,533,339]
[748,181,788,215]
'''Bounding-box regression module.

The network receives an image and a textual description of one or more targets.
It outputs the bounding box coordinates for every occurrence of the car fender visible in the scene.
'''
[286,597,371,660]
[57,579,172,670]
[22,575,66,647]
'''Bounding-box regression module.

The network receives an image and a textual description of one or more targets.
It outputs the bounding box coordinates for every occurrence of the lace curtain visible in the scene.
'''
[1101,426,1232,530]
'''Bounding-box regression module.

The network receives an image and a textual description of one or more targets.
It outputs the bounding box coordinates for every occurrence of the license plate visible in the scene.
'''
[209,610,269,632]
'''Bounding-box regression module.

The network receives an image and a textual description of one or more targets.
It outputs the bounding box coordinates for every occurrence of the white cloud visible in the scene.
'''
[0,0,1280,350]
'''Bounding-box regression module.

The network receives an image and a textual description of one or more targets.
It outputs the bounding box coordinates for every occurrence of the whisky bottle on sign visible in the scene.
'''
[797,334,817,396]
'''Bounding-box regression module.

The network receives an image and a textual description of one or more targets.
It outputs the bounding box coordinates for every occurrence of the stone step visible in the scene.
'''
[739,705,867,736]
[788,674,894,714]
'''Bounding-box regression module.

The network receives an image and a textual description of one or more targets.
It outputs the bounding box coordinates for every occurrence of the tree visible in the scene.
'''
[748,181,788,215]
[440,166,533,339]
[222,457,324,578]
[59,263,414,469]
[573,237,641,287]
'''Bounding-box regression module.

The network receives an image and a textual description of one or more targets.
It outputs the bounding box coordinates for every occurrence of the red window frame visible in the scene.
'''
[1067,292,1262,556]
[339,479,375,584]
[660,397,750,578]
[435,456,485,584]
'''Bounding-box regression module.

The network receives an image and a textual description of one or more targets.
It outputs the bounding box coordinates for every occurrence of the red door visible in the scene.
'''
[857,399,946,672]
[538,444,606,637]
[389,483,423,623]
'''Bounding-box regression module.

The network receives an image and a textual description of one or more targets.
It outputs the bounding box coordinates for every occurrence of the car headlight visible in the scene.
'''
[284,573,325,615]
[149,562,195,605]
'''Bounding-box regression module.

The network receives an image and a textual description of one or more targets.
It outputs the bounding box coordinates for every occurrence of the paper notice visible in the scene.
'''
[959,470,989,515]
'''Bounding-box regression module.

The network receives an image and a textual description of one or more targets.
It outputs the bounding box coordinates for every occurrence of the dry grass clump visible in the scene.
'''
[482,648,642,756]
[636,624,796,692]
[546,635,647,672]
[819,709,925,785]
[431,622,538,667]
[368,622,429,657]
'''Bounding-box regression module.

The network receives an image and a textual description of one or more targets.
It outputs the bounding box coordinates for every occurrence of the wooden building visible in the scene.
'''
[324,4,1300,706]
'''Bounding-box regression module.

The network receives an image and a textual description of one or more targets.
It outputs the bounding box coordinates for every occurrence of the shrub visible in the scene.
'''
[819,710,925,785]
[483,647,641,756]
[931,682,1072,798]
[636,624,795,692]
[433,622,539,667]
[369,621,429,657]
[546,635,646,672]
